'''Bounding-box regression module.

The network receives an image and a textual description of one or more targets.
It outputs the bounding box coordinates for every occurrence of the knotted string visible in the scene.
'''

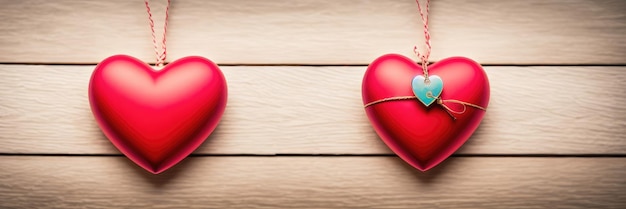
[363,0,486,119]
[431,96,486,120]
[145,0,171,67]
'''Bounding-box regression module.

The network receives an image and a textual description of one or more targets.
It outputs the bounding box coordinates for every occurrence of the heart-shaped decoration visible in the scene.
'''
[412,75,443,107]
[89,55,227,174]
[362,54,489,171]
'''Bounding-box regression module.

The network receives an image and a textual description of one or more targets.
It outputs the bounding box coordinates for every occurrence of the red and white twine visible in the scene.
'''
[413,0,432,80]
[144,0,171,67]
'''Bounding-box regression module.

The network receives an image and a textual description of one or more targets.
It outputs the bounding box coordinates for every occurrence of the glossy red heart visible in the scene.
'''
[362,54,489,171]
[89,55,227,174]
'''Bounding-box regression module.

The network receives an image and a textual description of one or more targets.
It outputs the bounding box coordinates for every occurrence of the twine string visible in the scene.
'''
[413,0,431,81]
[145,0,171,67]
[363,95,486,120]
[363,96,417,108]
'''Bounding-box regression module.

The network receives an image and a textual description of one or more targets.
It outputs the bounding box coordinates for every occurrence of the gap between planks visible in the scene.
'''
[2,62,626,67]
[0,154,625,158]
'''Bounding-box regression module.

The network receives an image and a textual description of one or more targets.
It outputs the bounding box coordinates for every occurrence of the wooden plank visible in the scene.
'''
[1,65,625,154]
[0,0,624,64]
[0,156,624,208]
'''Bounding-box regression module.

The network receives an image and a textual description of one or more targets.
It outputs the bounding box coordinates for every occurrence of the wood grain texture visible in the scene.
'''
[1,65,624,154]
[1,0,624,208]
[0,156,624,209]
[1,0,625,64]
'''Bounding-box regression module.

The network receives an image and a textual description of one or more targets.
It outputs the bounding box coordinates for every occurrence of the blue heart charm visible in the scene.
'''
[411,75,443,107]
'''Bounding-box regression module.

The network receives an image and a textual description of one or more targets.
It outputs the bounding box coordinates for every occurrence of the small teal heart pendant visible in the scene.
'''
[411,75,443,107]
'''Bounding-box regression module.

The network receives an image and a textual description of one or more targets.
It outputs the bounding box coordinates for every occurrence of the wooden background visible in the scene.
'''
[1,0,625,208]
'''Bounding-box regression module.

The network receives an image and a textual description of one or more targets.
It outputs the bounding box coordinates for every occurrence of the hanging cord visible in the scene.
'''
[145,0,171,67]
[413,0,431,81]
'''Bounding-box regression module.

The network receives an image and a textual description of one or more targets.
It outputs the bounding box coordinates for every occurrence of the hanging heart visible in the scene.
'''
[89,55,228,174]
[362,54,489,171]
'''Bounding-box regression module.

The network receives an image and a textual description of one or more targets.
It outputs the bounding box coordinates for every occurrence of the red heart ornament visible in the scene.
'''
[89,55,227,174]
[362,54,489,171]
